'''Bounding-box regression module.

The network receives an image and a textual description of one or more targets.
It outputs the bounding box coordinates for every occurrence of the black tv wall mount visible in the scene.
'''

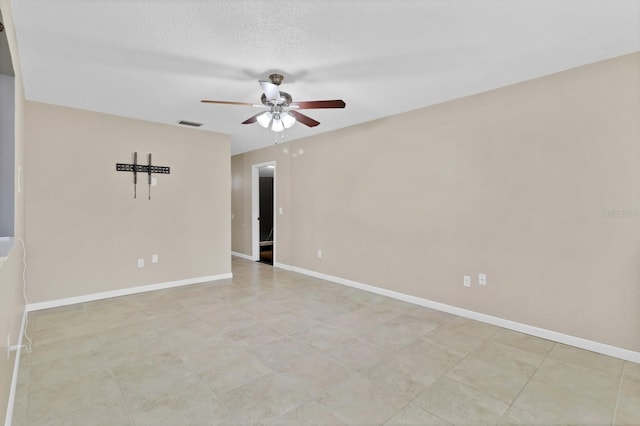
[116,152,170,199]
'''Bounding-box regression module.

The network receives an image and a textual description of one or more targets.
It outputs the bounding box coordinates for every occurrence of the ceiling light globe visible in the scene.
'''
[281,112,296,129]
[257,111,272,128]
[271,114,284,132]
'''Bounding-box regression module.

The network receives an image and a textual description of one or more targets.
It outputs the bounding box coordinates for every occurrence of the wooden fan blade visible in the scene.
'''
[290,110,320,127]
[290,100,345,109]
[201,100,254,106]
[241,113,262,124]
[259,80,281,101]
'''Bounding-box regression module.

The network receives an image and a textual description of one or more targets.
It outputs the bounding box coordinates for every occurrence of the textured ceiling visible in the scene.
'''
[9,0,640,154]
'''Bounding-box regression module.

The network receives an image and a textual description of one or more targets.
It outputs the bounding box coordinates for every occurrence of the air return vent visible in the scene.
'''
[178,120,202,127]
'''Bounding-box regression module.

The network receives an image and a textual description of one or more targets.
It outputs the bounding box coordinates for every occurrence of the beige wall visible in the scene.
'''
[24,102,231,303]
[232,52,640,353]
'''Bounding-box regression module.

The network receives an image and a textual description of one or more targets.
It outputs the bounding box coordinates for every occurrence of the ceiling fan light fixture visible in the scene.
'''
[271,114,284,132]
[281,112,296,129]
[257,111,272,128]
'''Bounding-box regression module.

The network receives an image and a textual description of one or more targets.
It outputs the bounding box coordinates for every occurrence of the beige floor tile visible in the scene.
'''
[299,299,365,322]
[157,318,226,347]
[424,323,494,356]
[383,313,446,336]
[615,408,640,426]
[470,340,546,376]
[28,348,111,391]
[360,322,421,352]
[322,337,387,372]
[354,304,406,324]
[489,328,554,356]
[446,356,532,403]
[316,373,408,425]
[198,351,274,396]
[83,296,136,317]
[267,401,346,425]
[497,406,542,425]
[532,358,620,407]
[224,322,284,348]
[200,308,262,333]
[16,258,632,426]
[623,361,640,385]
[110,351,192,395]
[124,376,227,425]
[292,324,353,351]
[28,305,88,332]
[219,373,310,424]
[88,310,145,333]
[28,334,102,365]
[446,317,500,339]
[513,379,614,425]
[248,337,315,372]
[239,299,293,320]
[279,352,351,397]
[384,403,452,425]
[31,321,96,348]
[146,309,203,333]
[412,377,509,426]
[548,343,624,377]
[100,323,174,366]
[60,397,132,426]
[617,378,640,418]
[264,312,322,335]
[27,371,121,421]
[393,338,465,375]
[175,339,244,374]
[364,357,441,401]
[405,306,456,324]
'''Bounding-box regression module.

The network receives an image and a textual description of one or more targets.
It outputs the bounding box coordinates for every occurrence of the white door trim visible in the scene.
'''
[251,161,276,262]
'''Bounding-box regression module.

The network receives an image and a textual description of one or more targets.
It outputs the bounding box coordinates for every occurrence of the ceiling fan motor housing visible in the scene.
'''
[269,73,284,85]
[261,92,292,107]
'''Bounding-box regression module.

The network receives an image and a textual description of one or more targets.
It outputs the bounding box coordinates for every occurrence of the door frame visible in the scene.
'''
[251,161,276,262]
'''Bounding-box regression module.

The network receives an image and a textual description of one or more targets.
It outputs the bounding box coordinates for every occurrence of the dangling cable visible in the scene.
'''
[13,237,32,354]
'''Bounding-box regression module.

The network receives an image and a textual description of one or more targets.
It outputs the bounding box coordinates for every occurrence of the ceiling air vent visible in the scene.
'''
[178,120,202,127]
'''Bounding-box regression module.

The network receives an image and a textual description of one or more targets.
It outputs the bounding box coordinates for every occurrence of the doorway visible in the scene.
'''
[252,161,275,264]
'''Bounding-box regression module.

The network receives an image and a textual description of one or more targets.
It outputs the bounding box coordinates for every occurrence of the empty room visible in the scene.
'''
[1,1,639,425]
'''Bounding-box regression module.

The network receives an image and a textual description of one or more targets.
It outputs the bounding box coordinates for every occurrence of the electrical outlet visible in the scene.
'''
[317,250,322,258]
[479,273,487,286]
[464,275,471,287]
[137,258,144,268]
[152,254,158,264]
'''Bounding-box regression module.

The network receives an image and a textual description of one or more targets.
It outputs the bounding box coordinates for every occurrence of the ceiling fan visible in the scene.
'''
[201,74,345,132]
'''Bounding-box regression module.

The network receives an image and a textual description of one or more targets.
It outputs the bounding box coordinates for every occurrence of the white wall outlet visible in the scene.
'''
[463,275,471,287]
[137,258,144,268]
[317,250,322,258]
[479,273,487,286]
[151,254,158,264]
[151,177,157,186]
[279,207,283,215]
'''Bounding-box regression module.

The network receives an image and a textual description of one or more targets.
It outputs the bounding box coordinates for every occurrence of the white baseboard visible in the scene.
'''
[231,251,255,261]
[274,262,640,364]
[26,273,233,312]
[4,307,27,426]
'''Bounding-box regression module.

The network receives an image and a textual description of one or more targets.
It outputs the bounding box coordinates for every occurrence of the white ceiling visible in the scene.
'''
[9,0,640,154]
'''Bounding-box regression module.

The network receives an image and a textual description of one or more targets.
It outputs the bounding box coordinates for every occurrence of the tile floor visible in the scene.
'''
[11,257,640,425]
